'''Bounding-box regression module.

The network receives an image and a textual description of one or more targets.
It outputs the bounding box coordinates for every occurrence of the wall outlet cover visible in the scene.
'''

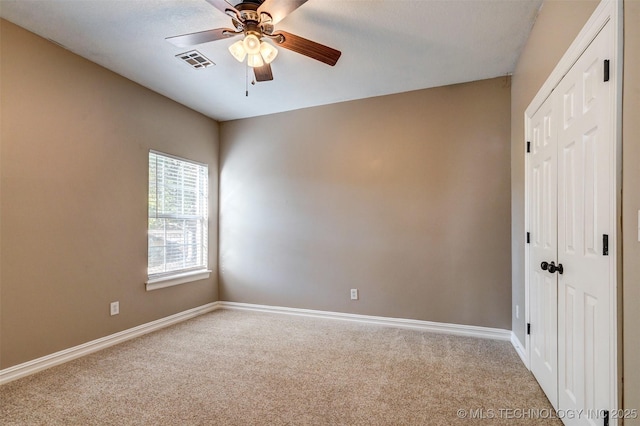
[110,301,119,316]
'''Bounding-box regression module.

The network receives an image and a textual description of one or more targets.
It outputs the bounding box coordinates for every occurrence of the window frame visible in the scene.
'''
[146,150,210,291]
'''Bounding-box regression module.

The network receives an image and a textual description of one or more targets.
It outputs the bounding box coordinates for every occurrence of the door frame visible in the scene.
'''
[523,0,623,420]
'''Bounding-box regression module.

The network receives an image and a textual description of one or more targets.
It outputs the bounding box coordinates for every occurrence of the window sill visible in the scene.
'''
[145,270,212,291]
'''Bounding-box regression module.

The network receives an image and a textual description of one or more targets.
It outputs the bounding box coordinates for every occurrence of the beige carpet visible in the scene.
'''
[1,309,559,425]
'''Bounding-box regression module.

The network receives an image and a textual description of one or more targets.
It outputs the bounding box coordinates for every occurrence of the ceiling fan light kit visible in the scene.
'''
[166,0,341,82]
[228,33,278,67]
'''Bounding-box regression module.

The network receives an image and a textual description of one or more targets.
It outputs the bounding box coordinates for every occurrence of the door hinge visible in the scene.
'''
[527,323,531,335]
[603,234,609,256]
[526,232,530,244]
[526,141,531,153]
[603,409,609,426]
[604,60,610,82]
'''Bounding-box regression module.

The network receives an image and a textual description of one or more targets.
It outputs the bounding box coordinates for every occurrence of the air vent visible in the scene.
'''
[176,50,214,69]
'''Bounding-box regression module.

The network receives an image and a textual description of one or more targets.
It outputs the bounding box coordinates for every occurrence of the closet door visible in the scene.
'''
[528,93,559,410]
[556,21,612,425]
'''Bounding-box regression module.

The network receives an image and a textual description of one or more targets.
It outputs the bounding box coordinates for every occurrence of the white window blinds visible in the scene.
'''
[148,151,208,278]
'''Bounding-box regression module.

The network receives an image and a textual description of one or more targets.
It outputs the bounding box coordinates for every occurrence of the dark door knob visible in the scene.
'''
[541,261,549,271]
[547,262,564,274]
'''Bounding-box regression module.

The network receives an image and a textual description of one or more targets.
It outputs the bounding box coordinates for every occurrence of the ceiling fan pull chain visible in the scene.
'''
[245,62,249,97]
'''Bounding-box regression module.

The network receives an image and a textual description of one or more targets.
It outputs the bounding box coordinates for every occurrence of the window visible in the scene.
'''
[147,151,209,290]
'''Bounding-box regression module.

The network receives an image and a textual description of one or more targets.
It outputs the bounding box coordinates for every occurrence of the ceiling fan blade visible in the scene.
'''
[273,31,341,66]
[254,63,274,82]
[204,0,241,18]
[258,0,308,25]
[166,28,237,47]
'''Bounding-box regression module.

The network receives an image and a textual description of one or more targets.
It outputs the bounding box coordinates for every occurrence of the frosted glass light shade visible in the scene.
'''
[242,34,261,55]
[247,53,264,68]
[229,34,278,67]
[228,40,246,62]
[259,42,278,64]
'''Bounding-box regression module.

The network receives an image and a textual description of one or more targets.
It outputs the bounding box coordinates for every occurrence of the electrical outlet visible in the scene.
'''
[110,301,119,316]
[350,289,358,300]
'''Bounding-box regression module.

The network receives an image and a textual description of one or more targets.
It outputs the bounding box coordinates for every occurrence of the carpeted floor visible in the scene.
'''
[0,309,560,425]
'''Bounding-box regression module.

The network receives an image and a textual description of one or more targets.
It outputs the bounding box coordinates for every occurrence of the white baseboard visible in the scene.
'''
[511,332,528,368]
[219,302,513,341]
[1,301,527,385]
[0,302,221,385]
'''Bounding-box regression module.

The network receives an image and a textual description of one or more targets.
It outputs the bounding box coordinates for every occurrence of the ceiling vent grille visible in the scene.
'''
[176,50,214,69]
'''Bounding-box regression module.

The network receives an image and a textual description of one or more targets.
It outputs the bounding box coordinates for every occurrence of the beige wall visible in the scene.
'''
[0,20,219,368]
[219,77,512,329]
[510,0,599,344]
[623,0,640,421]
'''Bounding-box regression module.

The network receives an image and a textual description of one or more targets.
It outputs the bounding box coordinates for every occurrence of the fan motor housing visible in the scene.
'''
[235,2,260,22]
[232,2,274,36]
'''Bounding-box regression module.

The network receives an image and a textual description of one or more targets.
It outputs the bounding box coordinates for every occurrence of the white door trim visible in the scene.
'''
[524,0,622,117]
[523,0,622,421]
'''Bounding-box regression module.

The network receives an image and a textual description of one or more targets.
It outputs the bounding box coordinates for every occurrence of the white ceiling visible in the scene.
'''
[0,0,543,122]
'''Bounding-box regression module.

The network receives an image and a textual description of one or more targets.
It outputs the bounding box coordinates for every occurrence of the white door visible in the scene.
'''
[556,21,612,426]
[528,94,559,410]
[528,20,613,426]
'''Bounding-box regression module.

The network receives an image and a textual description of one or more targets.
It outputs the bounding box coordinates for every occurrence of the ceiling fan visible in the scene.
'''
[166,0,341,82]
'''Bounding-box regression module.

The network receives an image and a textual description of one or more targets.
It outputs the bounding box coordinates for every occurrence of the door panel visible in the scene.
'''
[556,21,612,426]
[528,94,558,409]
[563,284,576,403]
